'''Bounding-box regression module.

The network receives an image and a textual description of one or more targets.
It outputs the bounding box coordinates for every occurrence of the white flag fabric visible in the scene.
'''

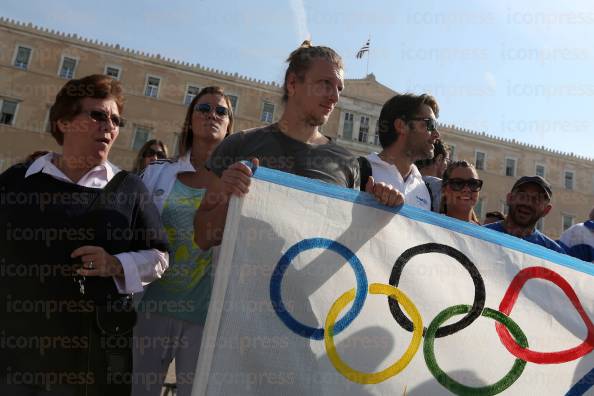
[193,167,594,396]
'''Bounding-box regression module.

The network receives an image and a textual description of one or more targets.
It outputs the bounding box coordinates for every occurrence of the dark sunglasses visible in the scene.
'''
[85,110,125,127]
[407,117,438,133]
[194,103,229,117]
[143,148,167,159]
[445,178,483,192]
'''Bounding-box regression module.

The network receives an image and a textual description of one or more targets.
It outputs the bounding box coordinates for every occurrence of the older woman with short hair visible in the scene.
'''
[0,74,168,396]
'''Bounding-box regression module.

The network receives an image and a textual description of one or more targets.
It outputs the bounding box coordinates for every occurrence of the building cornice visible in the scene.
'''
[0,16,282,93]
[442,124,594,164]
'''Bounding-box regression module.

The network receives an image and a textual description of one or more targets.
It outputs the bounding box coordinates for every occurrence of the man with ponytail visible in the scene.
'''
[195,41,404,249]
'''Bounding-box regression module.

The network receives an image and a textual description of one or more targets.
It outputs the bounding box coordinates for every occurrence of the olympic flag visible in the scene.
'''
[192,167,594,395]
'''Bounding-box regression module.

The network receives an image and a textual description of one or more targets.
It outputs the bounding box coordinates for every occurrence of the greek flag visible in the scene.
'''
[356,39,370,59]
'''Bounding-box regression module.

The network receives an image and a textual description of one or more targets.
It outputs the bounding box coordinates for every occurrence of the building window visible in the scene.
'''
[13,46,32,69]
[342,112,354,140]
[0,99,18,125]
[132,126,151,151]
[184,85,200,106]
[172,132,181,157]
[373,122,380,146]
[260,102,275,123]
[536,218,544,232]
[535,164,545,178]
[564,171,575,190]
[105,65,121,80]
[59,56,77,79]
[144,76,161,98]
[562,214,574,232]
[505,158,516,177]
[44,108,52,133]
[449,145,456,161]
[475,151,485,170]
[228,95,238,112]
[358,116,369,143]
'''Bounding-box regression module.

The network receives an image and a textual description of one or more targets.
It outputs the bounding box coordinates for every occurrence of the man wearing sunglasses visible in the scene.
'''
[195,42,404,250]
[362,93,441,211]
[484,176,566,253]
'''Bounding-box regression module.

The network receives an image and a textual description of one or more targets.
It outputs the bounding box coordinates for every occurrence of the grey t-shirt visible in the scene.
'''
[206,123,360,189]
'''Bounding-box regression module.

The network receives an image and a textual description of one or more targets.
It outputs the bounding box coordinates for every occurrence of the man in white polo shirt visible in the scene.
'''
[364,93,440,210]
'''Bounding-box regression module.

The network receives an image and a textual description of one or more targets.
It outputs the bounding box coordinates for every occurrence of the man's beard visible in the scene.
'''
[305,114,326,127]
[407,143,434,162]
[509,205,541,228]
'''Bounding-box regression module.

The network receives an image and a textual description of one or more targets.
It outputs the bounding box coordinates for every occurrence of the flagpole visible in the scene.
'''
[366,35,370,76]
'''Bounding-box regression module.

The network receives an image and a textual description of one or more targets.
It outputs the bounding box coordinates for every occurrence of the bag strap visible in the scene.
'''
[424,181,435,211]
[358,156,372,192]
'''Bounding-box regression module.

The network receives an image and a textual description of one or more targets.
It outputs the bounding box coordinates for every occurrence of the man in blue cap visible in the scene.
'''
[484,175,566,253]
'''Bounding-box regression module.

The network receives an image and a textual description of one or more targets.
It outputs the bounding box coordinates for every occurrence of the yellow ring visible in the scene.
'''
[323,283,423,384]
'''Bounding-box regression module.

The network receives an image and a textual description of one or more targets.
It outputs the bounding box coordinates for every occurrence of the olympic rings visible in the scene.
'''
[269,239,594,394]
[496,266,594,364]
[323,283,423,384]
[389,243,486,337]
[424,304,528,396]
[270,238,368,340]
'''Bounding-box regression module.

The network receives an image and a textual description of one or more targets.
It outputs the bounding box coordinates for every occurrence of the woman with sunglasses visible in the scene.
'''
[0,74,168,395]
[439,160,483,224]
[133,86,234,396]
[132,139,169,174]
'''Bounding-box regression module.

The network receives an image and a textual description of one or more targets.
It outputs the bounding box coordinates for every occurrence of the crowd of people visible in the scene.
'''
[1,40,593,395]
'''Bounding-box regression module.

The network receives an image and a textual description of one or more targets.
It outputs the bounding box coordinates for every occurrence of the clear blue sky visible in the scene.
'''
[4,0,594,158]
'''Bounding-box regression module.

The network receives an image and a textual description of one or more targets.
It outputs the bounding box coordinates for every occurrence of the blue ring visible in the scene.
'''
[270,238,368,340]
[566,367,594,396]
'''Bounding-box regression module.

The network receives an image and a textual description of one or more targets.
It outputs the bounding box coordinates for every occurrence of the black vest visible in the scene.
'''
[0,163,167,391]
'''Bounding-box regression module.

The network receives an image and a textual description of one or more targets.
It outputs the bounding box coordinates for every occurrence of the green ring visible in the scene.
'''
[423,305,528,396]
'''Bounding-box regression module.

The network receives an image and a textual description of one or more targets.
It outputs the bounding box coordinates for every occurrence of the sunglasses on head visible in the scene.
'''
[445,178,483,192]
[85,110,125,127]
[406,117,438,133]
[143,148,167,159]
[194,103,229,117]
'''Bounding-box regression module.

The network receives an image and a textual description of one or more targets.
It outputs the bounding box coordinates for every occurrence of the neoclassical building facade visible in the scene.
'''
[1,17,592,238]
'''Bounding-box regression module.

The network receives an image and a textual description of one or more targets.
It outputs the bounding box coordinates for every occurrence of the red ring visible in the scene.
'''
[496,266,594,364]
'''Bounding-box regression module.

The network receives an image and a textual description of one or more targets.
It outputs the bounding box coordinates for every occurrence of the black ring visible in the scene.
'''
[388,243,485,337]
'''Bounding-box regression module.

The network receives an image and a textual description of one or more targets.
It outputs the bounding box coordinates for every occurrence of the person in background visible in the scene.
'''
[484,175,566,253]
[439,160,482,224]
[559,206,594,262]
[0,74,168,396]
[133,86,234,396]
[132,139,169,174]
[484,210,505,225]
[414,138,449,211]
[362,93,441,211]
[194,41,403,250]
